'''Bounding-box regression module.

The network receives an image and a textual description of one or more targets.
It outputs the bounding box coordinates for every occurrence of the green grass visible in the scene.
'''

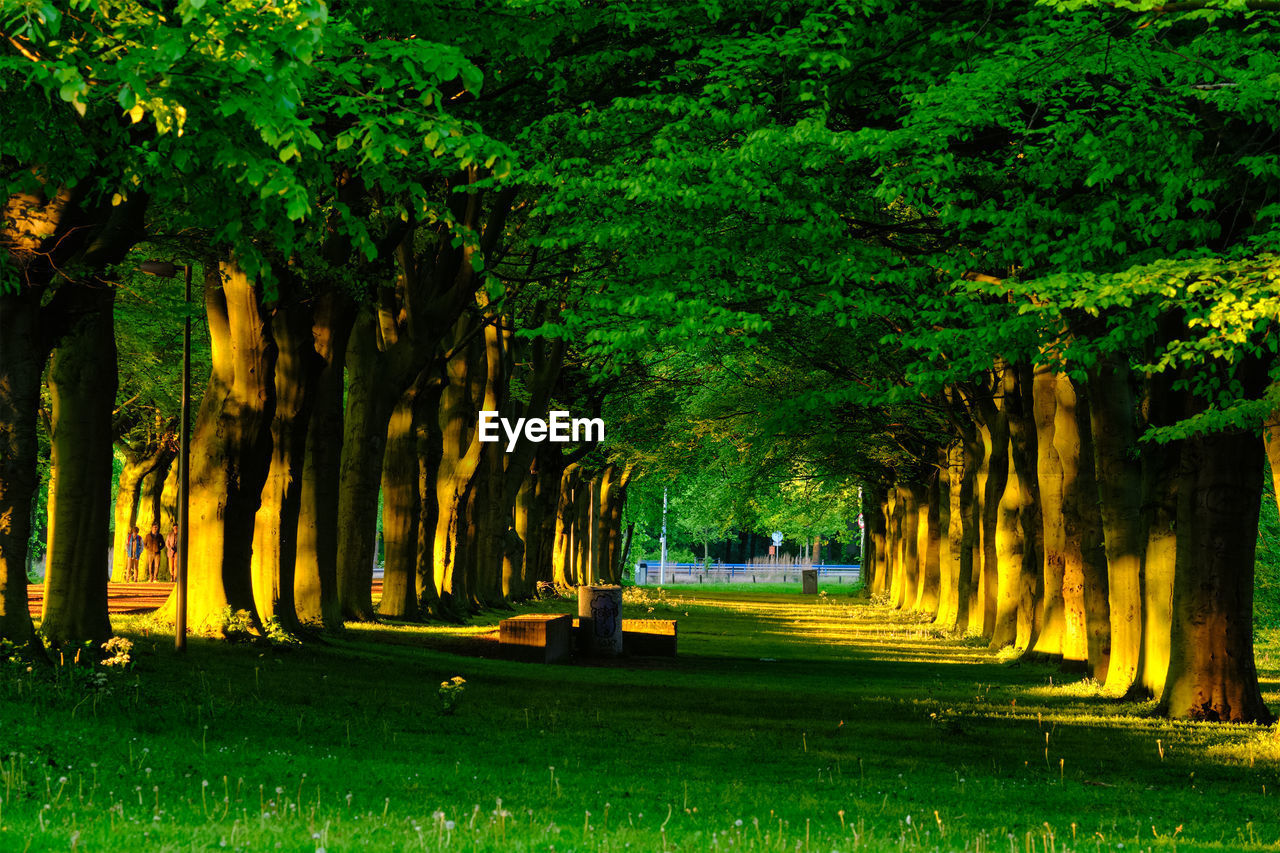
[4,588,1280,852]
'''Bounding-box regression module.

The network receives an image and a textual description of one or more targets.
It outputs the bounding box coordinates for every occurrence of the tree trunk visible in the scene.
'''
[934,445,957,628]
[336,309,393,621]
[378,386,421,620]
[1162,428,1271,723]
[295,293,354,628]
[552,464,580,587]
[250,292,320,631]
[914,478,941,617]
[41,281,117,645]
[433,325,486,619]
[1057,379,1111,679]
[974,399,1008,639]
[1138,367,1182,698]
[1031,366,1066,657]
[1088,357,1145,695]
[173,260,276,632]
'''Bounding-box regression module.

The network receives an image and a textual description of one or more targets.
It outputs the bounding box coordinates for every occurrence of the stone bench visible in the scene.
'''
[572,617,678,657]
[498,614,572,663]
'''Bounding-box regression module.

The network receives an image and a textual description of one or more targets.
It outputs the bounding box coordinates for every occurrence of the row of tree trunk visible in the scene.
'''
[862,360,1273,723]
[2,178,634,649]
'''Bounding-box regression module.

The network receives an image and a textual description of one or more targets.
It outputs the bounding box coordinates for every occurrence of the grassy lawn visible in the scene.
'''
[4,588,1280,851]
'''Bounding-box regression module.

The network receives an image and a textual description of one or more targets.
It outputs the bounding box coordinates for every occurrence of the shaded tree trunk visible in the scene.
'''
[295,293,354,628]
[41,281,117,645]
[378,386,422,620]
[1088,357,1145,695]
[335,309,393,621]
[250,294,320,631]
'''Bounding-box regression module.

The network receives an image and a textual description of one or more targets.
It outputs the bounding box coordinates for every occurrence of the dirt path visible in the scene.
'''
[28,581,385,616]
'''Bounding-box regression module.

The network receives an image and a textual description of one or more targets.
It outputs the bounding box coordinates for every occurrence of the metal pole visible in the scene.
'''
[175,264,192,652]
[659,486,667,586]
[858,485,866,582]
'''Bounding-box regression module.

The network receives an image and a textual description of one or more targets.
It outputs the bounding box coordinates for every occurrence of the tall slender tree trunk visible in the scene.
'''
[1138,369,1182,698]
[41,281,117,645]
[1032,367,1066,657]
[913,478,941,617]
[1088,358,1145,696]
[336,309,393,621]
[864,483,886,595]
[934,445,957,628]
[379,386,421,620]
[552,464,580,588]
[433,326,485,619]
[974,401,1008,639]
[295,293,354,628]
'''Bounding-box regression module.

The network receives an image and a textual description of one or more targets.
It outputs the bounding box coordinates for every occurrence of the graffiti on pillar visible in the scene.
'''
[590,593,618,638]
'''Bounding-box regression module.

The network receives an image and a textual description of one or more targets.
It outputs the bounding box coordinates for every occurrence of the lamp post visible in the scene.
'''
[139,261,192,652]
[659,486,667,586]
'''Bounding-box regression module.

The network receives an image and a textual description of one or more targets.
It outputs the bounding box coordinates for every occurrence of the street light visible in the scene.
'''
[138,260,192,653]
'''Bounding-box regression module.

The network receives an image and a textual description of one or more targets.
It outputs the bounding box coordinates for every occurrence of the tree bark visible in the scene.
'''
[913,477,941,617]
[1031,366,1066,657]
[433,323,486,619]
[0,289,42,651]
[974,394,1008,639]
[295,292,354,628]
[1088,357,1145,695]
[41,280,117,645]
[336,308,392,621]
[378,385,421,620]
[251,292,320,632]
[1162,428,1271,723]
[168,260,276,632]
[934,444,957,628]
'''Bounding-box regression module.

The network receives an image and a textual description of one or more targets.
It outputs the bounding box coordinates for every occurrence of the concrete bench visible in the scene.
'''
[572,617,678,657]
[499,614,572,663]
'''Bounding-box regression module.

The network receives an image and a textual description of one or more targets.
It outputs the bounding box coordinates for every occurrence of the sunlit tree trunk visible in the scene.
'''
[1162,427,1271,723]
[1138,366,1182,698]
[41,280,117,645]
[1031,366,1066,657]
[974,396,1007,639]
[1088,357,1145,696]
[552,464,580,588]
[1010,365,1043,651]
[934,445,956,627]
[295,293,354,628]
[913,477,940,617]
[251,295,319,632]
[174,260,276,632]
[433,324,485,619]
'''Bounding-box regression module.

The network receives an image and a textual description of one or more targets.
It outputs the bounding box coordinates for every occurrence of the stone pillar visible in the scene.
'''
[802,569,818,594]
[578,584,623,656]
